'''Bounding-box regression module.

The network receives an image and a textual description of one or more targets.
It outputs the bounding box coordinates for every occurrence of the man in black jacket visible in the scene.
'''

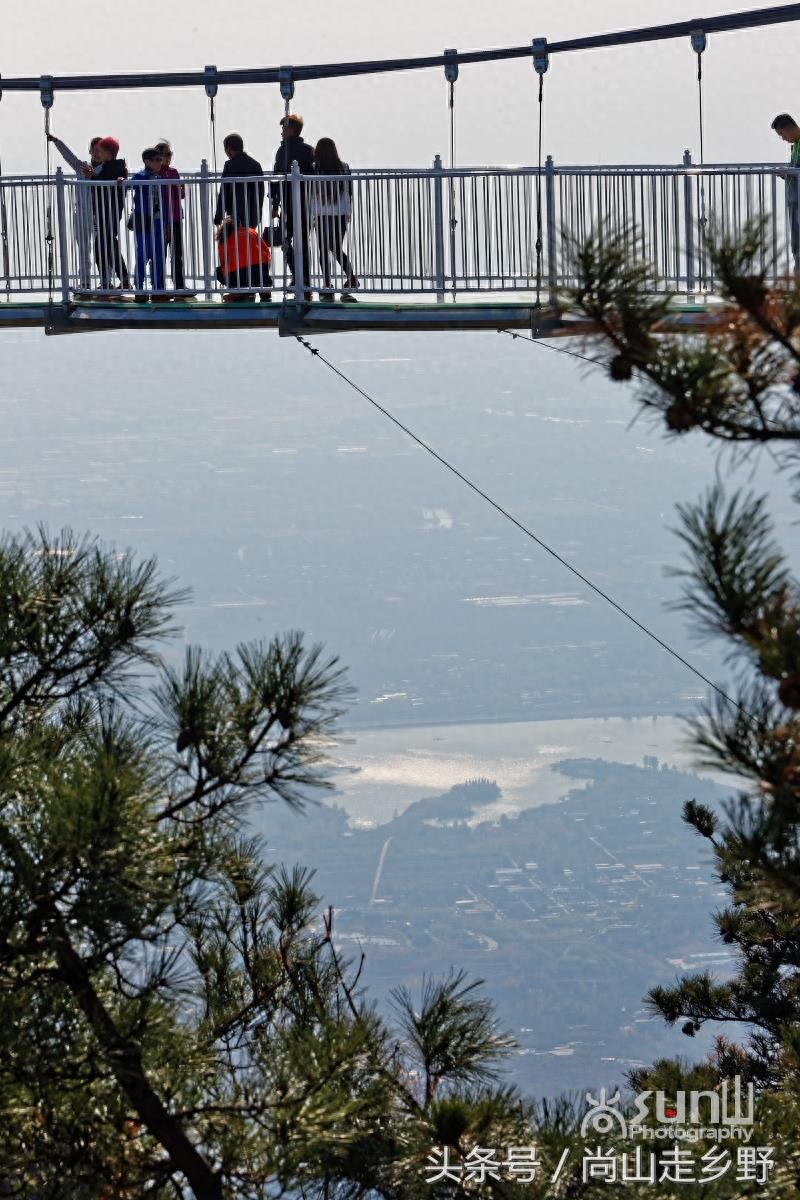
[271,114,313,297]
[92,136,130,291]
[214,133,264,232]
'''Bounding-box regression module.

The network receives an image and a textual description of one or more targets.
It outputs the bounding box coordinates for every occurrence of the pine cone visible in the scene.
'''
[609,354,633,382]
[778,674,800,710]
[176,727,193,753]
[665,403,695,432]
[118,614,136,640]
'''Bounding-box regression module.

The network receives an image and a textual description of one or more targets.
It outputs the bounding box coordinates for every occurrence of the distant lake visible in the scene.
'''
[328,713,726,826]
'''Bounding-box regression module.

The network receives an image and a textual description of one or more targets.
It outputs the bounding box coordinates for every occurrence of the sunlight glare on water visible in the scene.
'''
[329,714,720,826]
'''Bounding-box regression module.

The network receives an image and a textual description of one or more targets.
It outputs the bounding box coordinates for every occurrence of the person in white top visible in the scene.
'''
[311,138,359,302]
[46,134,103,288]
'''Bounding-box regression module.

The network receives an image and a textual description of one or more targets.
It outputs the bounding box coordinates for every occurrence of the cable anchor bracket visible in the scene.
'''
[532,38,549,76]
[204,64,218,98]
[279,67,295,103]
[443,48,459,84]
[39,76,54,109]
[690,27,707,55]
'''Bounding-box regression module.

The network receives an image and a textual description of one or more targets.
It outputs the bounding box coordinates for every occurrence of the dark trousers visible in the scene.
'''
[166,219,185,290]
[790,202,800,269]
[94,220,129,289]
[316,216,355,288]
[135,220,166,292]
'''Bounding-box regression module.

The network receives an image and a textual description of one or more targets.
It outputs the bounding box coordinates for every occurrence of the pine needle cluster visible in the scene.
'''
[566,220,800,1185]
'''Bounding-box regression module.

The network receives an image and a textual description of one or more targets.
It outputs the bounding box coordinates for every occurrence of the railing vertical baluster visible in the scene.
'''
[433,154,446,303]
[545,154,557,306]
[683,149,695,297]
[448,162,457,297]
[290,159,306,305]
[0,163,793,309]
[771,172,779,281]
[198,159,214,299]
[54,168,70,304]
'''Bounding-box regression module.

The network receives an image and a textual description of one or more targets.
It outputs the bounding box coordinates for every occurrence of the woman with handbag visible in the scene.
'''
[311,138,359,302]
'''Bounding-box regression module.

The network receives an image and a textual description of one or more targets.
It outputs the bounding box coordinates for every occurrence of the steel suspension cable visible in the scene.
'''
[535,71,544,310]
[448,81,457,299]
[0,113,9,301]
[691,29,709,288]
[43,105,55,304]
[531,38,549,326]
[697,51,706,166]
[281,92,291,294]
[444,52,458,301]
[208,94,218,176]
[293,334,753,721]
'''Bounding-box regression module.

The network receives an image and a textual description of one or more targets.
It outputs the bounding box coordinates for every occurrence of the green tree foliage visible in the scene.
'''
[566,220,800,1186]
[0,528,536,1198]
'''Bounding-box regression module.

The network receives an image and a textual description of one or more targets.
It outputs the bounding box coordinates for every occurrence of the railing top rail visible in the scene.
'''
[1,161,795,183]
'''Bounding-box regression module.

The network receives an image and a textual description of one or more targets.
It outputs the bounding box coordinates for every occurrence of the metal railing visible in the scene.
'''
[0,156,798,305]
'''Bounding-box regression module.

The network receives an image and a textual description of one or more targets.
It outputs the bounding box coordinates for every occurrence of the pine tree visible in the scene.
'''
[0,527,535,1199]
[565,219,800,1182]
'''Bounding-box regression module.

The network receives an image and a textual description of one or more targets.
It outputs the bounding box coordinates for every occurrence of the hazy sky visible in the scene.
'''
[2,1,798,173]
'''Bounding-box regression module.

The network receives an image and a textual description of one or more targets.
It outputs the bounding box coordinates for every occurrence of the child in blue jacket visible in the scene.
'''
[130,148,167,299]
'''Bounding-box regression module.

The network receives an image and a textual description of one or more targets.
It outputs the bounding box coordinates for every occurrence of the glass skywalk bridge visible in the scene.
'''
[1,157,796,336]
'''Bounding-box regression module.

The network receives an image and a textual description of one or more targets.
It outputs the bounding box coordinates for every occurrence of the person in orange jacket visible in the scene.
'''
[216,218,272,302]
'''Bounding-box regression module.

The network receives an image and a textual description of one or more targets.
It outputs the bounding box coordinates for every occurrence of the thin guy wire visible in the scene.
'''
[293,334,752,720]
[500,328,604,367]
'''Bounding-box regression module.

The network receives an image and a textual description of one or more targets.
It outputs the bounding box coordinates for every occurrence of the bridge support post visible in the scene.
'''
[683,148,695,298]
[199,159,214,300]
[290,160,307,307]
[433,154,446,303]
[54,168,71,305]
[545,154,557,307]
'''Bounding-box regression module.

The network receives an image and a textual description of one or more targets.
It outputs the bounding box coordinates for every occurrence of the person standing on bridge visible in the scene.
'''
[46,134,103,288]
[312,137,359,302]
[214,134,264,234]
[130,148,167,301]
[772,113,800,271]
[154,140,188,295]
[92,137,130,294]
[272,114,313,298]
